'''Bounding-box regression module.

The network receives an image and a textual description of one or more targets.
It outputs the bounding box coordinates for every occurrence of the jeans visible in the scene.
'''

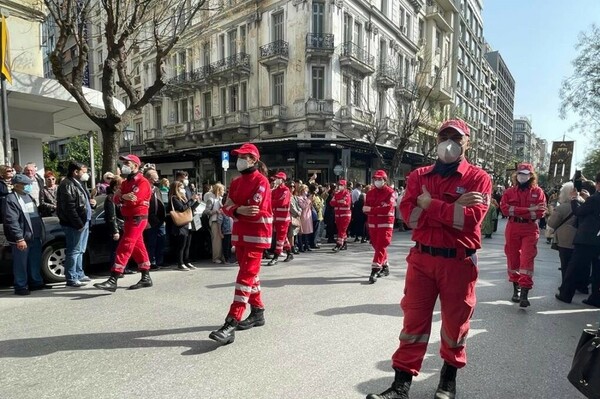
[12,238,43,291]
[313,220,324,246]
[144,224,166,266]
[63,224,89,283]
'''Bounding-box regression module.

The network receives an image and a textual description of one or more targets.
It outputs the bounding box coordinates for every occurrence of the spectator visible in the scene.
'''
[96,172,115,195]
[323,183,337,243]
[158,178,170,203]
[175,170,193,200]
[40,171,58,217]
[310,183,324,248]
[351,188,368,243]
[0,165,15,219]
[144,168,166,270]
[23,162,44,207]
[105,177,123,267]
[57,161,96,288]
[481,198,499,238]
[351,182,363,205]
[288,181,301,253]
[169,180,200,271]
[548,182,579,286]
[2,174,51,295]
[205,183,225,264]
[297,184,313,252]
[221,198,235,264]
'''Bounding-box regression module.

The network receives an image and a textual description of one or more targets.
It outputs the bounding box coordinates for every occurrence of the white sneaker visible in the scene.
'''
[186,263,197,270]
[177,265,190,271]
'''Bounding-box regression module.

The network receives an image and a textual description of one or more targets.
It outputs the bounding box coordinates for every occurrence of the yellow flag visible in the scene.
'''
[0,15,12,84]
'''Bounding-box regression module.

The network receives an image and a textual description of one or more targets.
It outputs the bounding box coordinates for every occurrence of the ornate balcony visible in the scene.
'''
[339,42,375,76]
[164,122,191,139]
[144,128,165,150]
[339,105,375,130]
[207,52,251,82]
[259,40,289,68]
[260,105,287,124]
[376,65,397,89]
[425,3,453,32]
[395,79,418,101]
[305,99,334,130]
[210,111,250,133]
[305,33,335,61]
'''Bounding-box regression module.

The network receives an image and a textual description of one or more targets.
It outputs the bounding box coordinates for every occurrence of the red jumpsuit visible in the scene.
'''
[271,184,291,256]
[112,173,152,273]
[500,185,546,289]
[222,169,273,321]
[364,185,397,270]
[330,189,351,246]
[396,159,491,375]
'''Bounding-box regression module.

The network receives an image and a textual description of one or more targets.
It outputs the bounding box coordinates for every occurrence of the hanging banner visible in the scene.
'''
[548,141,574,185]
[0,15,12,84]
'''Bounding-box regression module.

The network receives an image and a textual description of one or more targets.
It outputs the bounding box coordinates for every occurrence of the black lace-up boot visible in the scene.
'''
[128,270,153,290]
[237,307,265,330]
[93,271,121,292]
[511,282,520,303]
[209,317,238,345]
[366,368,412,399]
[434,362,457,399]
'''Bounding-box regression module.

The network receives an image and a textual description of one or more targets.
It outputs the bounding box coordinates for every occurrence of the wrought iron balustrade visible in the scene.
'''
[341,42,374,66]
[260,40,289,58]
[306,33,334,50]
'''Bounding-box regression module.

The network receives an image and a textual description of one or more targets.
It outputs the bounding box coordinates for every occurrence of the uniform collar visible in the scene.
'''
[424,158,470,176]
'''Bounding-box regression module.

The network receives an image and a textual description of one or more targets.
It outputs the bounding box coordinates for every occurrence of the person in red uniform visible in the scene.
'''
[330,179,351,252]
[209,143,273,345]
[363,170,397,284]
[94,155,153,292]
[365,119,492,399]
[500,163,546,307]
[268,171,292,266]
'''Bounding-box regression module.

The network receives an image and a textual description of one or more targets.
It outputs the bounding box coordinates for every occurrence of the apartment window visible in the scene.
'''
[173,101,179,123]
[240,26,247,53]
[312,2,324,33]
[136,122,143,143]
[220,87,227,114]
[230,85,238,112]
[155,105,162,128]
[379,39,387,65]
[203,43,211,66]
[352,79,362,106]
[343,13,352,42]
[378,91,385,116]
[272,73,284,105]
[353,21,362,46]
[312,67,325,99]
[435,29,442,52]
[272,12,284,42]
[418,19,425,43]
[381,0,388,16]
[405,15,412,39]
[203,92,212,118]
[178,52,187,72]
[240,82,247,111]
[342,76,350,106]
[228,29,237,56]
[219,34,225,59]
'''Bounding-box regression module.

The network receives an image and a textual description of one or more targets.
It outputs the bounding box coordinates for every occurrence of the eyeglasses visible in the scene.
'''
[46,178,55,181]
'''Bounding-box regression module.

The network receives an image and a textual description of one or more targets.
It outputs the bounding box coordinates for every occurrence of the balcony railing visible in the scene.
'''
[341,42,374,66]
[306,98,334,115]
[306,33,334,50]
[260,40,289,58]
[262,105,287,120]
[210,52,250,74]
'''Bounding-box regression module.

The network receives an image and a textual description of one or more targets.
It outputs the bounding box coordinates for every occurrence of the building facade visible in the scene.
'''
[513,116,532,163]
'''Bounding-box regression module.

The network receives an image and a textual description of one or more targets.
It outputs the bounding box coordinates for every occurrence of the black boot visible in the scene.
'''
[369,269,379,284]
[366,368,412,399]
[340,241,348,250]
[128,270,153,290]
[378,265,390,277]
[511,282,520,303]
[93,271,121,292]
[519,288,530,308]
[283,251,294,262]
[237,307,265,330]
[267,255,279,266]
[434,362,457,399]
[332,244,341,253]
[209,317,238,345]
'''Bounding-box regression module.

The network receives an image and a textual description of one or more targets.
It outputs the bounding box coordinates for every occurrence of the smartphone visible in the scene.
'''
[574,179,583,192]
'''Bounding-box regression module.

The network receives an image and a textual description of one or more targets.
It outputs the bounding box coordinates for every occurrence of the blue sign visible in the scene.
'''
[221,151,229,161]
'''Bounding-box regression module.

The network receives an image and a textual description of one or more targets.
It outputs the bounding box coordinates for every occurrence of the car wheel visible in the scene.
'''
[41,242,67,283]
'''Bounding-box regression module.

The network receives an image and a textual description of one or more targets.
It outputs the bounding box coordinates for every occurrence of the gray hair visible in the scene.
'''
[559,182,574,204]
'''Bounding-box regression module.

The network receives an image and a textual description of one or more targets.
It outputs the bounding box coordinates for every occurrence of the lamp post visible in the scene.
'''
[123,126,134,154]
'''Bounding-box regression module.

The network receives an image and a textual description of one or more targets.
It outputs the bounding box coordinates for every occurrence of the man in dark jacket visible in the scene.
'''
[2,174,51,295]
[143,168,166,270]
[556,173,600,307]
[56,161,96,288]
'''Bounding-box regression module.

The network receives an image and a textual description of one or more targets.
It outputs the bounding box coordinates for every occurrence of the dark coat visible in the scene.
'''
[168,196,199,236]
[350,194,367,237]
[56,177,91,230]
[2,191,45,243]
[0,180,11,221]
[104,193,122,236]
[571,192,600,246]
[148,187,166,228]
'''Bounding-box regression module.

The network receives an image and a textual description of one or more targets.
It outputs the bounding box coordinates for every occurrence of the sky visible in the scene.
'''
[482,0,600,168]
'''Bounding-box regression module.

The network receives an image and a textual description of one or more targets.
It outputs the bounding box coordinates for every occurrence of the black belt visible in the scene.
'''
[415,242,476,259]
[510,217,533,224]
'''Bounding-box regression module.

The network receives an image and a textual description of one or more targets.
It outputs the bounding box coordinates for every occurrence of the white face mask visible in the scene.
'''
[437,139,463,164]
[374,180,384,189]
[338,185,344,191]
[80,173,90,182]
[183,179,189,186]
[236,158,250,172]
[517,174,530,184]
[274,179,282,186]
[121,166,132,176]
[178,188,186,195]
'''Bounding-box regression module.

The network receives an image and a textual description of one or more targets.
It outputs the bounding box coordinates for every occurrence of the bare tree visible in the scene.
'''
[42,0,212,172]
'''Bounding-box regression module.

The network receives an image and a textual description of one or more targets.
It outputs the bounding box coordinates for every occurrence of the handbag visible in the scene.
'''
[170,196,193,227]
[551,212,573,251]
[568,325,600,399]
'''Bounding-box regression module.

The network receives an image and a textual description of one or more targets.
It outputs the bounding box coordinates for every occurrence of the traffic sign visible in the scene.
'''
[221,151,229,161]
[333,165,343,176]
[222,160,229,171]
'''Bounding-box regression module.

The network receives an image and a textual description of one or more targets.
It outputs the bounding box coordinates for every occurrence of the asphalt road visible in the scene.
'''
[0,219,598,399]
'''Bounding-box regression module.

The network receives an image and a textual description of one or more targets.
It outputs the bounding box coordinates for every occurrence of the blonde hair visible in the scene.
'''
[511,171,538,187]
[559,182,574,204]
[169,181,186,201]
[212,183,225,196]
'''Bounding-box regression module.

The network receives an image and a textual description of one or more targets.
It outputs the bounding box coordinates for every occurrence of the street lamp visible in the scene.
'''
[123,126,134,154]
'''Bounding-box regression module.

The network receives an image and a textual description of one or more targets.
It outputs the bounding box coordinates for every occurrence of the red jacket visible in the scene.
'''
[330,189,351,219]
[400,159,492,250]
[500,185,546,221]
[271,184,291,224]
[222,169,273,249]
[365,185,397,229]
[114,173,151,217]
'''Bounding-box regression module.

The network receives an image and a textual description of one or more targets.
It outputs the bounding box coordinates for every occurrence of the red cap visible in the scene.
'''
[517,163,534,175]
[232,143,260,160]
[438,119,470,137]
[338,179,347,186]
[273,172,287,180]
[373,170,388,180]
[119,154,141,166]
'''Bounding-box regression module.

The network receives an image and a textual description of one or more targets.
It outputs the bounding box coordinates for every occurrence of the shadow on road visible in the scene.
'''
[315,303,402,317]
[205,276,366,289]
[0,326,223,358]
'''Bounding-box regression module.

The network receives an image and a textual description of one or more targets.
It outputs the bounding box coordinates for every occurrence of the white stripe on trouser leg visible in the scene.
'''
[251,286,261,293]
[233,295,249,303]
[235,283,253,292]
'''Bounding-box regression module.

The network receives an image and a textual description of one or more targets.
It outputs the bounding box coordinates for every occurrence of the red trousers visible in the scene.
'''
[392,248,478,375]
[504,221,539,289]
[336,217,350,245]
[368,227,393,269]
[229,246,264,321]
[112,217,150,273]
[273,222,291,255]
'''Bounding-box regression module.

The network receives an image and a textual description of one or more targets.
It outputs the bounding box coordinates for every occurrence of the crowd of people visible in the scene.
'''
[2,118,599,399]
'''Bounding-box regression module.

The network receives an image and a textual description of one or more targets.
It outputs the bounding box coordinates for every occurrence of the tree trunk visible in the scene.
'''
[101,126,120,174]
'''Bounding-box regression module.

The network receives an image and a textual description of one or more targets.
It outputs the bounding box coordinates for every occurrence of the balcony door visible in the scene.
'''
[272,12,284,42]
[312,2,324,34]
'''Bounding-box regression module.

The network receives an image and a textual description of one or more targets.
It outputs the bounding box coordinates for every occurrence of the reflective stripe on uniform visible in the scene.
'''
[508,268,519,275]
[275,217,290,222]
[377,223,394,228]
[249,217,274,224]
[368,224,376,228]
[235,283,252,292]
[441,329,467,348]
[243,236,272,244]
[399,332,430,344]
[251,286,261,293]
[453,203,465,230]
[275,208,289,212]
[509,206,515,217]
[138,261,151,268]
[518,269,533,276]
[408,207,423,228]
[233,295,249,303]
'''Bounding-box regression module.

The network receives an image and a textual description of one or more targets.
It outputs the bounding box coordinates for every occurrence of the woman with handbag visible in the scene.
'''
[205,183,225,264]
[297,184,313,252]
[288,183,302,254]
[209,143,272,345]
[548,182,579,286]
[168,181,200,271]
